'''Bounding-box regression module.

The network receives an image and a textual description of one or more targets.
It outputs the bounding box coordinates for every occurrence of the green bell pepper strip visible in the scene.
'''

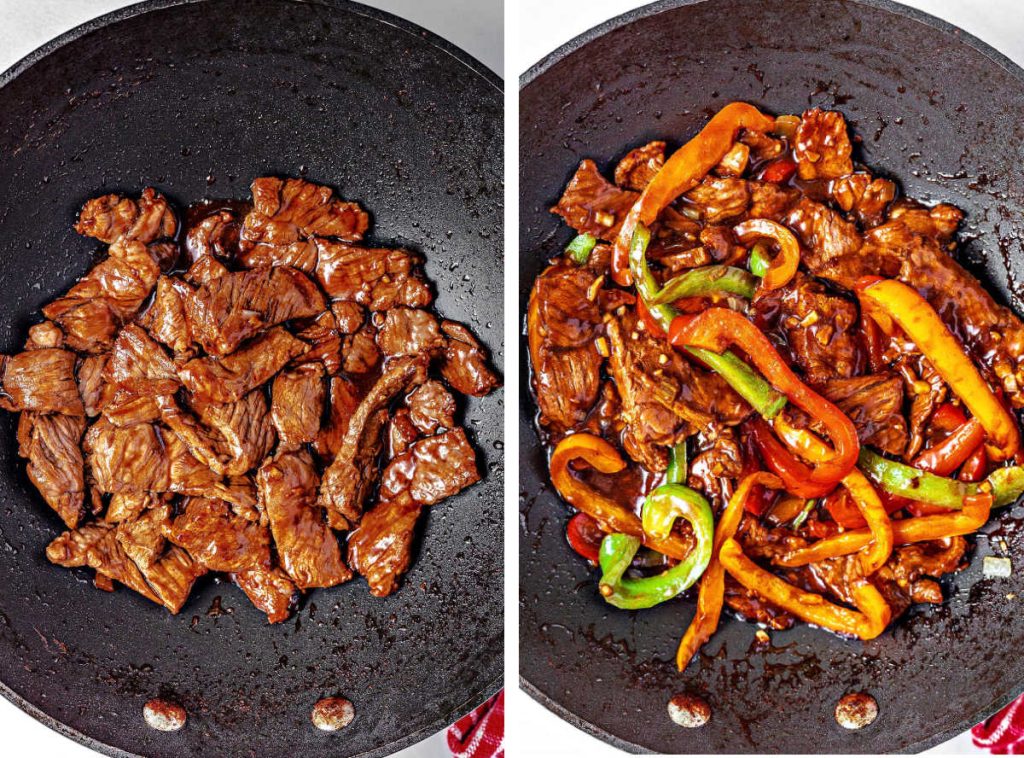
[791,498,817,529]
[685,347,787,420]
[649,265,758,304]
[749,242,771,278]
[628,224,677,332]
[859,448,968,510]
[598,484,715,609]
[566,233,597,265]
[989,465,1024,507]
[665,441,687,486]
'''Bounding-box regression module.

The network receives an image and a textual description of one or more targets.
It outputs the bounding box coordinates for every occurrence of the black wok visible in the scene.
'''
[520,0,1024,752]
[0,1,503,756]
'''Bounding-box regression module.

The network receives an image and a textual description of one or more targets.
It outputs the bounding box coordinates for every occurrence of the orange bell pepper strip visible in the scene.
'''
[673,307,860,493]
[776,491,994,567]
[732,218,800,292]
[611,102,776,285]
[676,472,781,671]
[719,537,892,640]
[856,277,1020,461]
[549,433,693,561]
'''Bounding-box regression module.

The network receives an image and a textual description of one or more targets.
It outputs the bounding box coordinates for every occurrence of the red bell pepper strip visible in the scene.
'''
[611,102,776,286]
[759,157,797,184]
[635,296,667,339]
[566,512,603,563]
[856,277,1021,461]
[959,446,989,482]
[905,406,985,516]
[732,218,800,292]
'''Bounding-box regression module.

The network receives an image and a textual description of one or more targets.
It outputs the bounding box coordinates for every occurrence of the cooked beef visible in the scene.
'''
[75,189,177,245]
[319,356,428,529]
[551,159,639,241]
[100,391,161,427]
[684,176,750,224]
[185,255,229,285]
[830,173,896,227]
[819,373,908,456]
[347,497,423,597]
[315,240,432,311]
[104,324,180,396]
[271,364,326,450]
[388,409,421,456]
[189,389,276,476]
[77,354,108,417]
[232,566,297,623]
[0,348,84,415]
[314,376,361,461]
[614,141,666,192]
[105,491,168,524]
[25,321,64,350]
[47,523,161,605]
[753,272,863,383]
[331,301,365,333]
[185,209,239,261]
[748,180,799,221]
[407,380,456,434]
[527,264,602,432]
[440,320,500,398]
[688,426,745,505]
[157,394,232,476]
[783,197,864,286]
[134,545,207,613]
[379,428,480,505]
[793,108,854,180]
[606,312,749,471]
[257,450,351,589]
[903,356,948,459]
[140,277,196,358]
[723,574,794,630]
[116,503,170,569]
[17,412,86,528]
[187,266,324,356]
[647,207,703,262]
[168,497,271,572]
[376,307,445,358]
[873,537,967,616]
[293,311,342,374]
[241,177,368,251]
[179,327,307,403]
[342,325,381,374]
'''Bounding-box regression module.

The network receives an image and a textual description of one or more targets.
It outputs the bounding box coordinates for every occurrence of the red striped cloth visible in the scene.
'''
[974,694,1024,754]
[447,690,503,758]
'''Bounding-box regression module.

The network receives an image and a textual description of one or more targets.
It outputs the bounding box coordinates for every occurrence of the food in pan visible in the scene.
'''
[528,102,1024,670]
[3,177,499,622]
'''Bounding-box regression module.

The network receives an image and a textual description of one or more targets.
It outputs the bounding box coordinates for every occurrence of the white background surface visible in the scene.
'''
[0,2,500,757]
[509,0,1024,756]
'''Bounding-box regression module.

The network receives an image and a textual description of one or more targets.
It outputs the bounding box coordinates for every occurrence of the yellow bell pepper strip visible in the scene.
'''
[719,537,892,640]
[776,492,994,567]
[549,433,693,561]
[772,415,893,573]
[732,218,800,292]
[611,102,777,286]
[597,485,715,609]
[856,277,1021,461]
[673,307,860,494]
[676,472,782,671]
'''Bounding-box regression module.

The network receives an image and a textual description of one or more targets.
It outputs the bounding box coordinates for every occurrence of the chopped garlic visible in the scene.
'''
[983,556,1013,579]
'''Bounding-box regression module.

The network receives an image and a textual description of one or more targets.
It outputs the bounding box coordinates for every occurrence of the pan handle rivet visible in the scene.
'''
[668,693,711,728]
[143,698,186,732]
[835,692,878,730]
[312,696,355,732]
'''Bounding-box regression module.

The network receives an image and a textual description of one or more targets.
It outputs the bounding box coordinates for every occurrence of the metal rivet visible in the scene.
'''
[835,692,878,730]
[312,697,355,732]
[143,698,186,732]
[668,693,710,728]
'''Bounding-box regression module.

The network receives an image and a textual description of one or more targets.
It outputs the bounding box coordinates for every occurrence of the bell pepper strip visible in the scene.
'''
[989,466,1024,507]
[597,485,715,610]
[676,471,782,671]
[675,308,859,492]
[611,102,777,286]
[684,347,787,419]
[856,277,1021,461]
[860,315,887,374]
[858,448,969,510]
[566,233,597,265]
[759,157,798,184]
[748,242,771,277]
[636,296,668,339]
[932,402,969,433]
[549,434,694,561]
[776,492,994,567]
[627,224,677,332]
[566,512,603,563]
[914,417,985,476]
[649,265,758,304]
[959,446,989,482]
[665,441,687,486]
[750,417,840,498]
[791,498,817,529]
[732,219,800,292]
[719,537,892,639]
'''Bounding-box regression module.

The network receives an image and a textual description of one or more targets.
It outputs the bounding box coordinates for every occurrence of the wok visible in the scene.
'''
[519,0,1024,752]
[0,1,503,756]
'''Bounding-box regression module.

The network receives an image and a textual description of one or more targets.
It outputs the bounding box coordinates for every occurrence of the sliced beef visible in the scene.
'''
[315,240,432,311]
[0,348,84,415]
[748,180,799,221]
[347,498,423,597]
[551,159,639,241]
[319,356,428,529]
[189,389,276,477]
[232,566,297,623]
[100,391,160,427]
[133,545,207,613]
[683,176,750,224]
[440,320,500,398]
[379,428,480,505]
[723,574,794,630]
[115,503,170,569]
[185,209,239,261]
[47,523,160,605]
[793,108,854,181]
[819,373,908,456]
[75,188,177,245]
[168,497,272,572]
[407,380,456,434]
[688,426,745,505]
[342,325,381,374]
[830,173,896,227]
[187,266,324,356]
[24,321,64,350]
[140,276,196,358]
[179,327,307,404]
[157,394,232,476]
[293,311,342,374]
[331,301,365,333]
[77,354,108,417]
[783,197,865,287]
[17,412,86,528]
[257,450,351,589]
[271,364,326,450]
[388,409,421,456]
[527,264,602,432]
[105,492,168,524]
[376,307,445,358]
[185,255,228,286]
[614,141,665,192]
[873,537,967,617]
[104,324,180,396]
[314,376,361,461]
[241,177,368,252]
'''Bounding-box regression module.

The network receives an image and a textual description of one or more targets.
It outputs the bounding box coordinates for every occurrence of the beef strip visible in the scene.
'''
[189,389,276,477]
[614,141,666,192]
[77,354,108,417]
[315,240,432,311]
[376,307,445,358]
[17,412,86,528]
[319,356,428,529]
[232,566,297,623]
[185,210,239,261]
[747,180,799,221]
[872,537,967,617]
[388,409,421,456]
[793,108,854,180]
[331,301,365,333]
[187,266,324,356]
[378,428,480,505]
[723,574,794,630]
[185,255,228,286]
[0,348,84,415]
[157,394,233,476]
[347,497,423,597]
[440,320,500,397]
[47,524,161,605]
[116,503,170,569]
[105,492,169,524]
[783,197,865,286]
[271,364,326,450]
[342,325,381,374]
[830,173,896,227]
[75,188,177,245]
[168,497,272,572]
[527,264,602,432]
[25,321,64,350]
[179,327,307,404]
[140,276,196,358]
[257,450,351,589]
[293,311,342,374]
[100,391,161,427]
[241,177,368,251]
[551,159,638,241]
[683,176,750,224]
[104,324,180,396]
[314,376,361,461]
[819,373,908,456]
[406,380,456,434]
[687,426,745,506]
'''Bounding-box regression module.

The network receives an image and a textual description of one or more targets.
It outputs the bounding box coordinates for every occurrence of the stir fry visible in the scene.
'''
[527,102,1024,670]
